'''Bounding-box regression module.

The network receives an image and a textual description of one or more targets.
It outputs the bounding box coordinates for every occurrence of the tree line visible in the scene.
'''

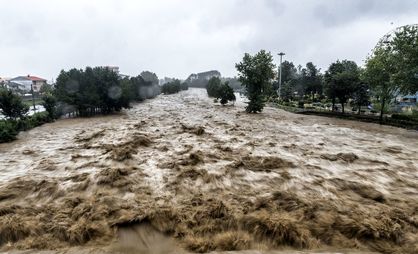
[55,68,161,117]
[0,67,163,142]
[234,24,418,122]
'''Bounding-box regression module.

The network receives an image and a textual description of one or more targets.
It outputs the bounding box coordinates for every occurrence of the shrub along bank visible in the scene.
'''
[0,112,52,143]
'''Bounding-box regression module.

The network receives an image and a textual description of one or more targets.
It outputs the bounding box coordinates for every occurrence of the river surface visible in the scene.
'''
[0,88,417,253]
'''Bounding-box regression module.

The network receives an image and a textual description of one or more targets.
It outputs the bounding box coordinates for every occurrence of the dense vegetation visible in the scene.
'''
[206,77,222,98]
[0,67,164,143]
[55,67,160,117]
[261,24,418,124]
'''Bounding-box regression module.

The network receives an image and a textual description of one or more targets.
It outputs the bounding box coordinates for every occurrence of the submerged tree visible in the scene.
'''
[217,82,236,105]
[236,50,276,113]
[206,76,222,98]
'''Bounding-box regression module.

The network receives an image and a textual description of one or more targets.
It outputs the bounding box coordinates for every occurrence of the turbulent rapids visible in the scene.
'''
[0,88,417,253]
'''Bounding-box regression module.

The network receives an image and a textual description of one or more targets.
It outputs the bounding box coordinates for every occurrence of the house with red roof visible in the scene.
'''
[9,75,47,93]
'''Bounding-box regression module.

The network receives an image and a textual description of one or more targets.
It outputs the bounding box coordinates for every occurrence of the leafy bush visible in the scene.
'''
[17,112,50,131]
[298,101,305,108]
[0,120,18,143]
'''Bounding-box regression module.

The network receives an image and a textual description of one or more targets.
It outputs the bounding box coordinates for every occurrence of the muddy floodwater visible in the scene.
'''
[0,88,417,254]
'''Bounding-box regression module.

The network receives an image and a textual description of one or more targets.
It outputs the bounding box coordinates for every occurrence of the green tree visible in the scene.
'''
[140,71,159,86]
[390,25,418,94]
[217,82,236,105]
[324,60,360,113]
[55,67,130,116]
[0,88,29,120]
[352,83,370,114]
[39,83,53,94]
[279,81,294,102]
[363,47,397,122]
[236,50,276,113]
[41,93,57,120]
[275,61,297,100]
[303,62,323,100]
[180,82,189,91]
[206,77,222,98]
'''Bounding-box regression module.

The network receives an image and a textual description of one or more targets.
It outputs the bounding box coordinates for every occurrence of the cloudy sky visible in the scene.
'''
[0,0,417,81]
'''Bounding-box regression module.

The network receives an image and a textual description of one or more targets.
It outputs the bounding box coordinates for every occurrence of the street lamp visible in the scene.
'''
[277,52,285,98]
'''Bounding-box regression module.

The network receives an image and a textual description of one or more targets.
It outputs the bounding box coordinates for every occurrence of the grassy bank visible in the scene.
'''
[274,104,418,130]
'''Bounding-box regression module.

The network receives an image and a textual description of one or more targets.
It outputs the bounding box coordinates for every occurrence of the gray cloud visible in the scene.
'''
[0,0,417,81]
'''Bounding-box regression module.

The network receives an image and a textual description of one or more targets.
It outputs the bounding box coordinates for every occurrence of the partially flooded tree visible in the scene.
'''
[206,76,222,98]
[236,50,276,113]
[217,82,236,105]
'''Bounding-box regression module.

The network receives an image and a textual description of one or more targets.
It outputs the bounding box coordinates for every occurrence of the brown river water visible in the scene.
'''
[0,88,417,253]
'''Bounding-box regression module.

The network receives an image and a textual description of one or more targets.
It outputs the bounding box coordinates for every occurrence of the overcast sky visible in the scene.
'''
[0,0,417,81]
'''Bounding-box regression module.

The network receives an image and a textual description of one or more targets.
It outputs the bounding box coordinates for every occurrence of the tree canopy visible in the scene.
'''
[206,77,222,98]
[389,25,418,94]
[236,50,276,113]
[324,60,360,113]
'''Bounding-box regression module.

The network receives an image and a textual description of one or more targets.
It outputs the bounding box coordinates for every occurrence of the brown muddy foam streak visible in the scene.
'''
[0,88,417,253]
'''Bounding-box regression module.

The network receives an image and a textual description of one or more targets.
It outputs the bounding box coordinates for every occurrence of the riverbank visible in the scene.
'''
[1,88,417,253]
[274,104,418,130]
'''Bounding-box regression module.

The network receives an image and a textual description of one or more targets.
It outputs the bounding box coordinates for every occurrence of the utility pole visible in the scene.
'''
[31,83,36,111]
[278,52,285,98]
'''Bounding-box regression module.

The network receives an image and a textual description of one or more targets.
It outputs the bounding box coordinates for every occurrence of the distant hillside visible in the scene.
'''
[185,70,242,90]
[185,70,221,88]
